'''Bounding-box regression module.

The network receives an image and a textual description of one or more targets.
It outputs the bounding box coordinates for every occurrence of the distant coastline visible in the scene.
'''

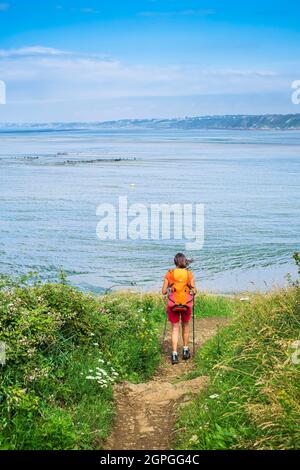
[1,113,300,132]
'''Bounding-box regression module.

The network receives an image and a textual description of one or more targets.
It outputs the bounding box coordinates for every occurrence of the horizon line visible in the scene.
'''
[1,112,300,126]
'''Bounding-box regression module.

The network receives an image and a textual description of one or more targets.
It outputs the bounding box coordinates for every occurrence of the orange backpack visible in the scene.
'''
[167,268,193,309]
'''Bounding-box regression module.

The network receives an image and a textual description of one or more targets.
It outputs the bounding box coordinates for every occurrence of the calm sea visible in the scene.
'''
[0,128,299,293]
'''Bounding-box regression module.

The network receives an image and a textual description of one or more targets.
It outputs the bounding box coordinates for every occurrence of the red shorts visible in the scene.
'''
[167,305,192,324]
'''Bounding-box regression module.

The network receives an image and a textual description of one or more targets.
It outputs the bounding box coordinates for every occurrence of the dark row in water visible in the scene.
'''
[3,155,138,165]
[55,157,137,165]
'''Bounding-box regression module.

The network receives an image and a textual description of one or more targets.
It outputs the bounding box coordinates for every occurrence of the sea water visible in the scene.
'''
[0,128,299,293]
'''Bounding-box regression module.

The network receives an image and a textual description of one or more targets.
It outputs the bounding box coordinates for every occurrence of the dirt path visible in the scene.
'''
[105,317,229,451]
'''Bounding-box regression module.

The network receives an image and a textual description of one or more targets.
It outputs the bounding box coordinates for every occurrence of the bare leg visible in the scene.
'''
[171,322,180,352]
[182,322,190,348]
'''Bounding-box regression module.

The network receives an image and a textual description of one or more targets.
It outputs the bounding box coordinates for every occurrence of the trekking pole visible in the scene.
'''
[161,312,168,348]
[192,292,196,357]
[161,288,171,350]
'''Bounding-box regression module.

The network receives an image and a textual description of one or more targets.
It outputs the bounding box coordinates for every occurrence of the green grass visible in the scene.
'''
[0,274,235,450]
[175,288,300,450]
[1,271,299,450]
[0,275,165,450]
[194,293,238,319]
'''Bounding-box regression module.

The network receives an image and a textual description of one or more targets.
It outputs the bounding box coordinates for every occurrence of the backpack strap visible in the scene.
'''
[186,270,193,289]
[168,269,175,288]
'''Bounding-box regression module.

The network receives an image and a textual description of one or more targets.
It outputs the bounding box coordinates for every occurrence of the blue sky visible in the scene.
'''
[0,0,300,122]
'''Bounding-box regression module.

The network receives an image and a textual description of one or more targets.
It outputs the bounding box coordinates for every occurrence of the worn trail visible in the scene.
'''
[105,317,229,450]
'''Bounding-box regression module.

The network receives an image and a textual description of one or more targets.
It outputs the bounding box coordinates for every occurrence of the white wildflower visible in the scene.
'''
[189,435,199,444]
[209,394,219,399]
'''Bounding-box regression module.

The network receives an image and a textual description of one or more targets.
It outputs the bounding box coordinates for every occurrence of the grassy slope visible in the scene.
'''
[0,275,235,451]
[175,288,300,450]
[1,274,299,450]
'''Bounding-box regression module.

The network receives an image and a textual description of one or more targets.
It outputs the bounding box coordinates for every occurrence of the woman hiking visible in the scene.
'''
[162,253,197,365]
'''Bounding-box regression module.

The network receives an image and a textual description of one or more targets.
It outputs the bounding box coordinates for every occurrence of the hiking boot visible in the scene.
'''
[171,352,179,365]
[182,347,191,360]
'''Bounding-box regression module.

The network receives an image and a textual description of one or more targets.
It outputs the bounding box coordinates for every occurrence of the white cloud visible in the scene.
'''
[0,45,289,105]
[0,46,67,58]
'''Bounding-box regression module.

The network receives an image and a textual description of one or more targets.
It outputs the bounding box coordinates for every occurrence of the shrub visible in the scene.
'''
[0,278,165,449]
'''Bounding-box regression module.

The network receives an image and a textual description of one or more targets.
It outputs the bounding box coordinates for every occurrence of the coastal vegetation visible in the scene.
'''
[0,258,299,450]
[0,275,163,449]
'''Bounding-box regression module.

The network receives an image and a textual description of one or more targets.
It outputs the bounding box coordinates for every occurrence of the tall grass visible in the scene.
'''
[194,293,238,319]
[175,287,300,450]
